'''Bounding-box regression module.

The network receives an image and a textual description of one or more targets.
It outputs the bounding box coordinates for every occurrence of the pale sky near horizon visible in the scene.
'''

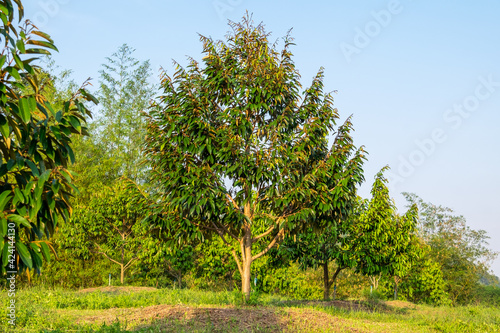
[23,0,500,276]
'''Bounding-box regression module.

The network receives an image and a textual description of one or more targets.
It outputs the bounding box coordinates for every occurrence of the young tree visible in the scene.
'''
[68,180,147,284]
[277,197,365,300]
[145,16,365,300]
[354,168,422,299]
[0,0,96,274]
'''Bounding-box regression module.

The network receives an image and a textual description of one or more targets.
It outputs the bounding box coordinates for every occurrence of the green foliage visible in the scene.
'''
[475,285,500,307]
[192,236,239,290]
[3,286,500,333]
[62,179,147,283]
[401,254,451,306]
[276,195,366,300]
[354,169,422,283]
[262,263,323,300]
[0,0,97,274]
[70,44,155,203]
[403,193,498,305]
[137,239,195,289]
[94,44,154,183]
[11,255,112,289]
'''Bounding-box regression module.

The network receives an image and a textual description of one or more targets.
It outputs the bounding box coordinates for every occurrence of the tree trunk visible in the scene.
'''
[121,232,125,284]
[369,273,382,290]
[241,227,252,301]
[241,203,253,301]
[323,263,330,300]
[394,276,400,300]
[331,266,343,300]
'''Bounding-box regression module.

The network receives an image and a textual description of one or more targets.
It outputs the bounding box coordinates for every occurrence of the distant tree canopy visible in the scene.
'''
[403,192,498,304]
[144,15,365,300]
[0,0,97,274]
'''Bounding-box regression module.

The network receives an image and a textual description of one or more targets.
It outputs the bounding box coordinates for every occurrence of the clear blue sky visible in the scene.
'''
[24,0,500,275]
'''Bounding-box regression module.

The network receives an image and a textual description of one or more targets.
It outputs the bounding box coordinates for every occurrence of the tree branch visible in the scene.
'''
[231,249,243,277]
[98,250,122,266]
[328,266,345,289]
[252,225,275,242]
[124,257,138,270]
[252,228,284,261]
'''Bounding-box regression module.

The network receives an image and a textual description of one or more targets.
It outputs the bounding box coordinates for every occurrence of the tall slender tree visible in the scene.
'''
[354,168,422,299]
[94,44,155,183]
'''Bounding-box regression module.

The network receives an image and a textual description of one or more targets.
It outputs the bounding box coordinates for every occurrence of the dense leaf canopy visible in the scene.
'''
[0,0,96,274]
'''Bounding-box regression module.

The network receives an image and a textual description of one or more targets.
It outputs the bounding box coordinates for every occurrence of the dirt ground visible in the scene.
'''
[71,287,409,332]
[75,303,368,332]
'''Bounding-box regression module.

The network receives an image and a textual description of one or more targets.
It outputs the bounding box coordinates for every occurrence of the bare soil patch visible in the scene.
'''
[75,304,369,332]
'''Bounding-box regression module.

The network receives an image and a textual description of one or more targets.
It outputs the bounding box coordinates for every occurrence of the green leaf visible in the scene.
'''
[2,242,8,267]
[16,39,25,53]
[16,242,33,269]
[55,110,62,122]
[0,4,9,15]
[25,48,51,55]
[39,242,51,262]
[8,214,31,228]
[26,160,40,177]
[13,187,25,204]
[0,114,9,138]
[51,179,60,194]
[26,39,58,52]
[0,218,6,238]
[18,97,31,123]
[13,54,24,70]
[6,66,20,80]
[0,190,12,211]
[31,30,54,43]
[68,116,81,132]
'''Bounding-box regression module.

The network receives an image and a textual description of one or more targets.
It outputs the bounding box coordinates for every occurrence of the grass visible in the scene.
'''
[1,286,499,332]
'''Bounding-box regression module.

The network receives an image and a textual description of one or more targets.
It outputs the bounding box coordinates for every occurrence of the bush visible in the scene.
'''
[261,263,322,300]
[475,285,500,306]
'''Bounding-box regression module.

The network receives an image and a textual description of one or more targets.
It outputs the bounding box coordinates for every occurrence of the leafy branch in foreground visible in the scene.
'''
[0,0,97,275]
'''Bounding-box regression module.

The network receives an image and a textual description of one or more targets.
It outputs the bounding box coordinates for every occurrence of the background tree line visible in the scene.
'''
[1,1,499,307]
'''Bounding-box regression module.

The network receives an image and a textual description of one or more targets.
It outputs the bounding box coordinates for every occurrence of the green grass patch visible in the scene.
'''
[1,286,499,332]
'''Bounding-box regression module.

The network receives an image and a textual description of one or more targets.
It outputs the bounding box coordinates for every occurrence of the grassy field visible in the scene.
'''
[1,286,499,332]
